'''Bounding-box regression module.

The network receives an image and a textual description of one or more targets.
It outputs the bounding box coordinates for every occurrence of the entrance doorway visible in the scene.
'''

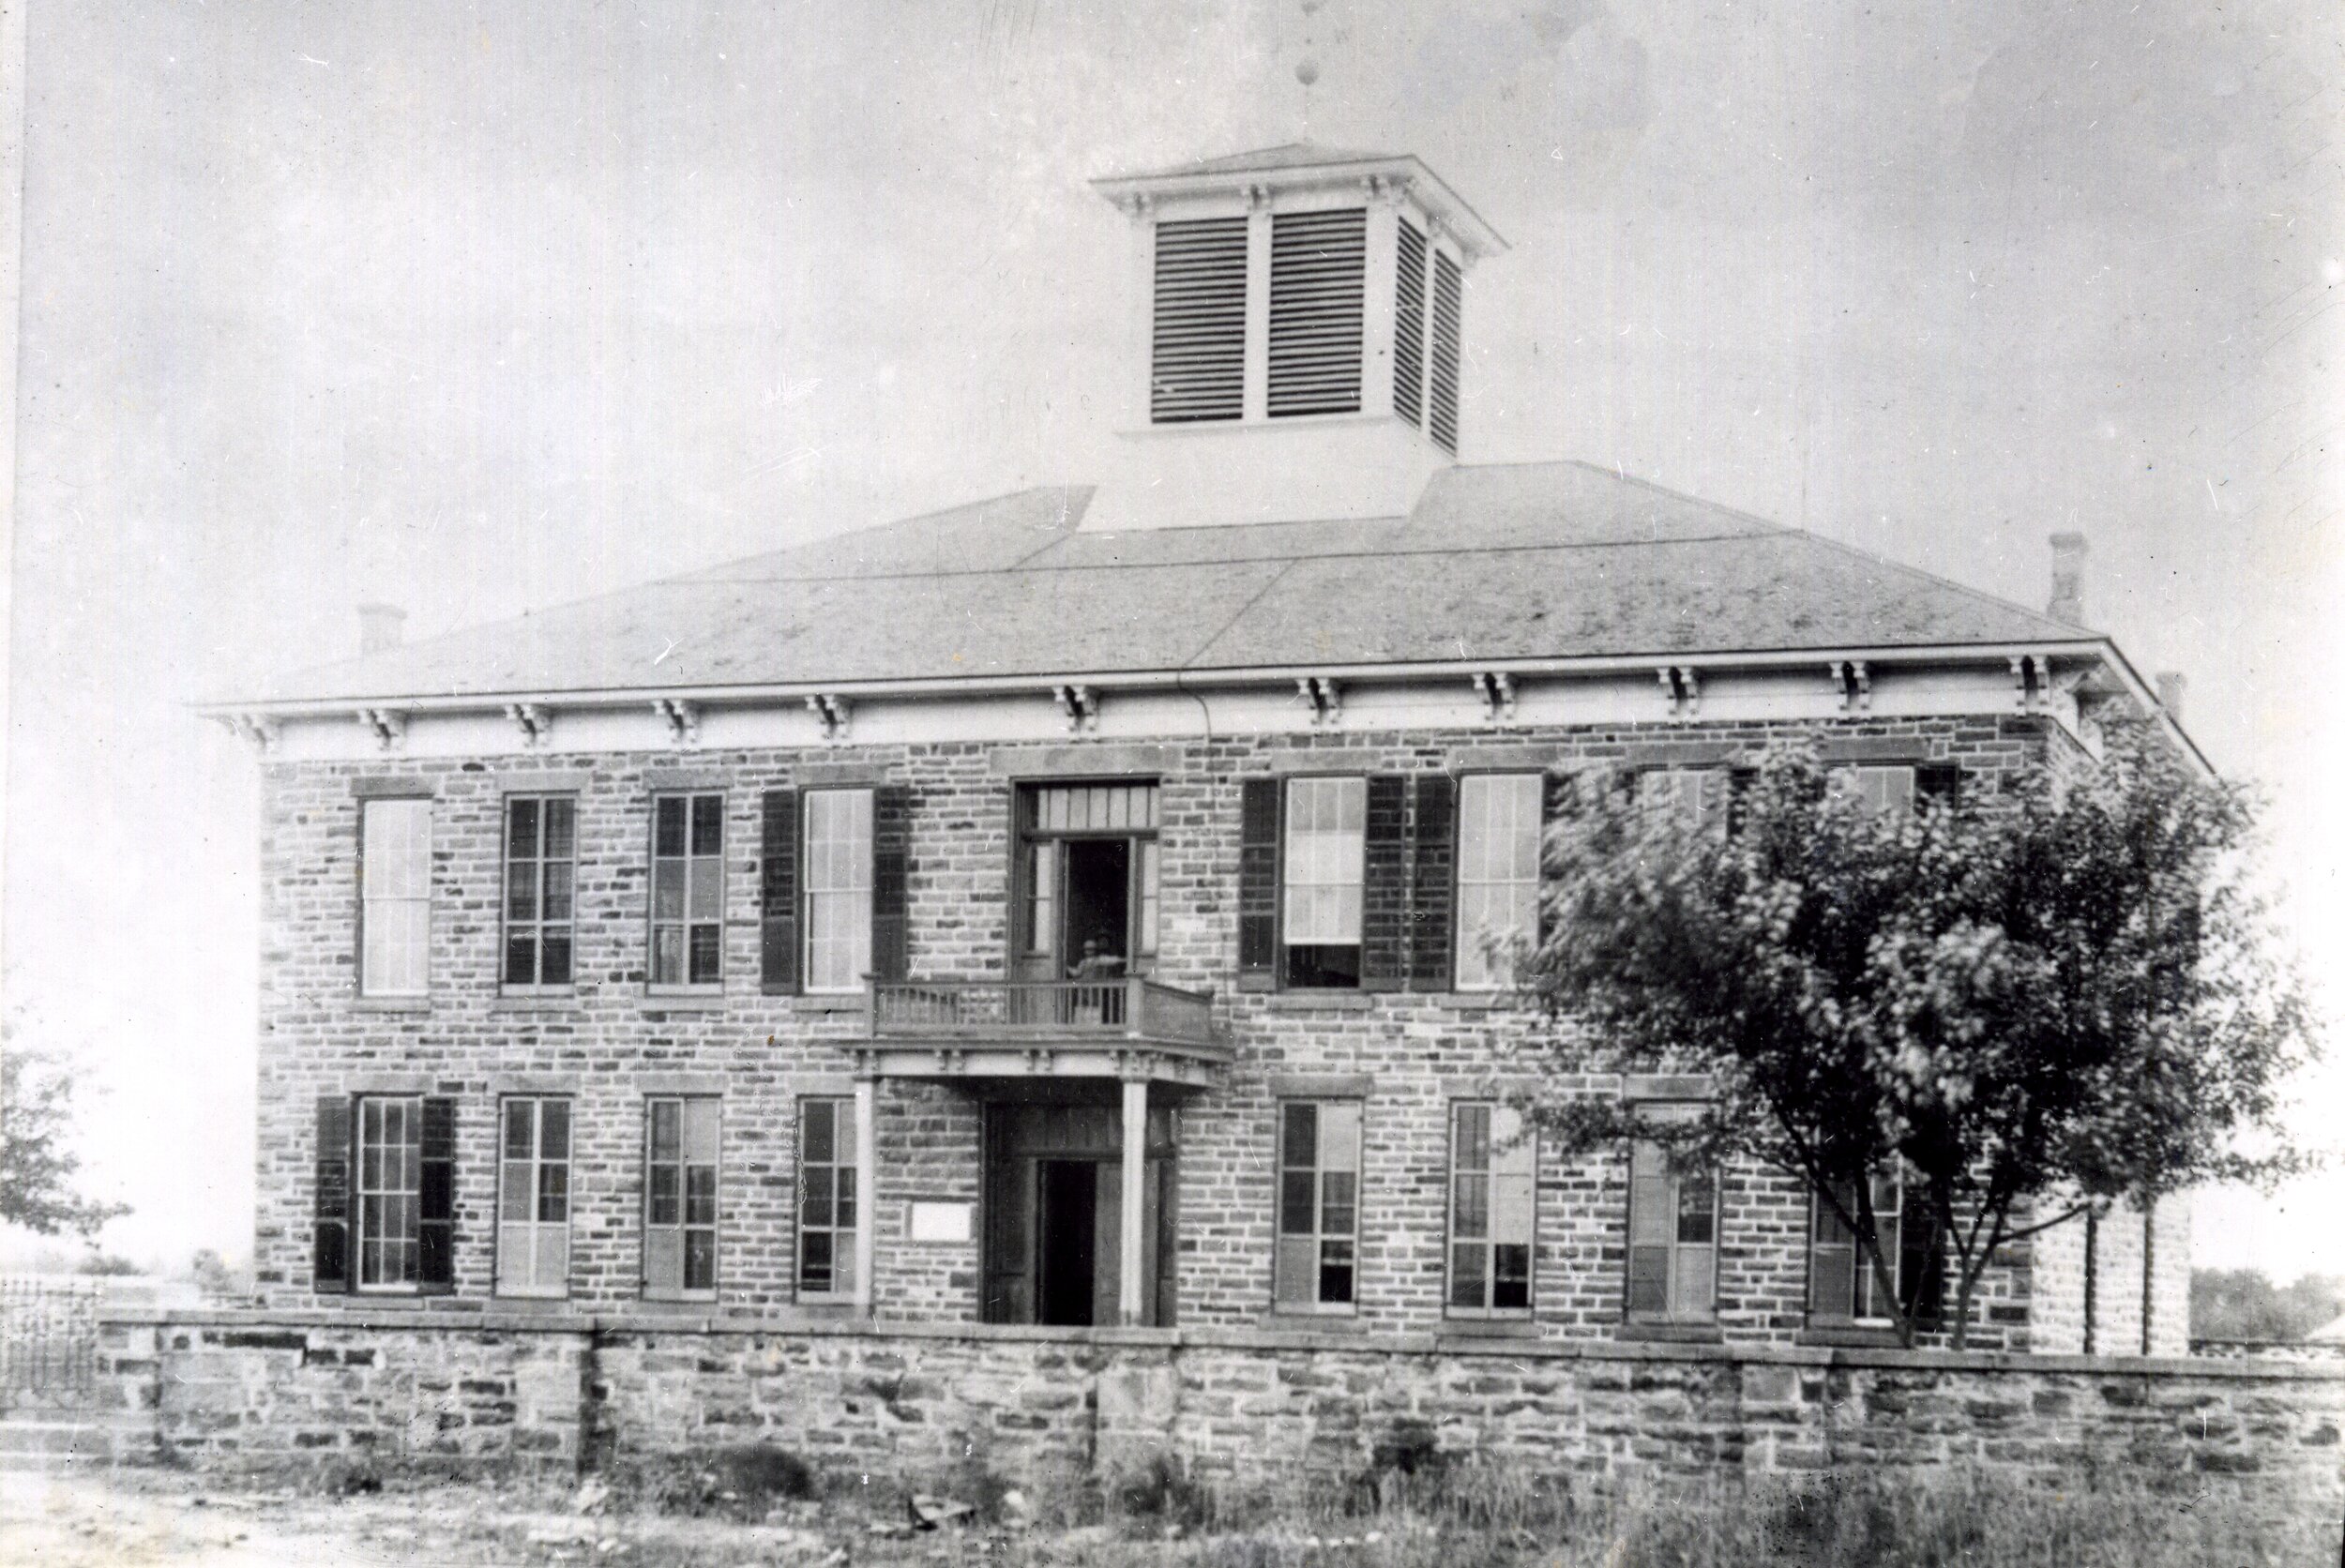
[982,1095,1178,1327]
[1014,783,1161,982]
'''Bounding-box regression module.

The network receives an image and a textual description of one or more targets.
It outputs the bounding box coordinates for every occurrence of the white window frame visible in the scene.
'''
[496,1096,572,1299]
[1447,1102,1535,1318]
[802,790,874,995]
[1626,1123,1719,1326]
[1455,774,1542,990]
[355,1095,422,1293]
[794,1097,860,1301]
[502,794,577,992]
[1274,1100,1361,1313]
[1281,776,1367,987]
[1809,1170,1907,1325]
[360,798,431,996]
[649,792,725,990]
[643,1096,720,1300]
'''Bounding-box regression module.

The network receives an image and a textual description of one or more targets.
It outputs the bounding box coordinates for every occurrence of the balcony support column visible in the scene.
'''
[1119,1074,1147,1326]
[853,1074,877,1316]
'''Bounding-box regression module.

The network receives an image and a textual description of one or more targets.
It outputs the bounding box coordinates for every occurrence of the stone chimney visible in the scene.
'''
[357,602,407,656]
[2047,533,2088,625]
[2156,671,2186,720]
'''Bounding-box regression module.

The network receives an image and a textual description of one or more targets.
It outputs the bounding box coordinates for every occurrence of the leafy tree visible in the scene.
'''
[0,1016,129,1239]
[2191,1268,2345,1341]
[1517,726,2316,1349]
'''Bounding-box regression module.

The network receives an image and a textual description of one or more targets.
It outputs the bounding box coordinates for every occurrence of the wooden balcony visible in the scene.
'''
[861,978,1230,1088]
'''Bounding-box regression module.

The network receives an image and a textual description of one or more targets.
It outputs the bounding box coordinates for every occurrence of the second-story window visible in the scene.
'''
[1282,777,1366,988]
[360,798,431,996]
[650,792,724,988]
[1455,775,1542,990]
[1012,782,1160,984]
[803,790,873,994]
[503,796,576,989]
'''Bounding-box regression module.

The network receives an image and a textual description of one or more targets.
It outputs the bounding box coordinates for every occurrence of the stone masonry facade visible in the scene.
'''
[253,709,2175,1353]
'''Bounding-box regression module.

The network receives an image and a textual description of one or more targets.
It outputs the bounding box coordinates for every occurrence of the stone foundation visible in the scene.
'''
[83,1308,2343,1525]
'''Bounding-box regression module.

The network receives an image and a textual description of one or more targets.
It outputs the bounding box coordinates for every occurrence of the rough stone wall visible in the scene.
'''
[255,716,2062,1349]
[109,1312,2345,1535]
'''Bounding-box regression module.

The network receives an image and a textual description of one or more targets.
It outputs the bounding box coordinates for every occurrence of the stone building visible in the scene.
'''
[210,143,2193,1361]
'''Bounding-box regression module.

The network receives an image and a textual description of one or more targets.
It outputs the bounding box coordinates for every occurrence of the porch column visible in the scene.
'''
[853,1076,877,1315]
[1119,1077,1147,1325]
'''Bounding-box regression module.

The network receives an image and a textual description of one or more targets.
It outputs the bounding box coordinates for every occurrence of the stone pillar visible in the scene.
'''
[854,1077,878,1314]
[1120,1078,1147,1325]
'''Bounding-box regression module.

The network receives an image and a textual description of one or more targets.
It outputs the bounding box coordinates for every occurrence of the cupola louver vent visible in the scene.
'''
[1429,249,1463,454]
[1150,217,1248,423]
[1267,208,1367,417]
[1393,219,1428,430]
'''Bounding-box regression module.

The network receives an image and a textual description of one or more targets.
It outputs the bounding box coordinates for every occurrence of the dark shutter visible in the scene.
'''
[1237,779,1282,990]
[417,1096,456,1293]
[870,785,913,984]
[1915,764,1960,811]
[760,789,800,994]
[1408,774,1457,992]
[1360,775,1409,991]
[313,1097,352,1294]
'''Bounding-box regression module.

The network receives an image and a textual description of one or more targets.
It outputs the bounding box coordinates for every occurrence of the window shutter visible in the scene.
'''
[870,784,913,984]
[313,1097,352,1294]
[1237,779,1282,990]
[1393,219,1428,429]
[1626,1141,1672,1318]
[417,1096,457,1293]
[1901,1199,1946,1323]
[1360,775,1409,992]
[760,789,800,994]
[1267,208,1367,417]
[1408,774,1456,991]
[1150,217,1248,424]
[1429,249,1463,454]
[1536,773,1562,948]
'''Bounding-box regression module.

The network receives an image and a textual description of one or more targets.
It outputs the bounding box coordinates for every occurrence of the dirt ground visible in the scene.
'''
[0,1467,1421,1568]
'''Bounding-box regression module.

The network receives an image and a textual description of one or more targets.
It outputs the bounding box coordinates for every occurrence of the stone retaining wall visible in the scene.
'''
[92,1310,2344,1521]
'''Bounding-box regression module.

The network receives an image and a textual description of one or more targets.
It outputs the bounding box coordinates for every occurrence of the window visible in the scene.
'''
[1456,775,1542,989]
[503,796,576,988]
[650,793,724,988]
[1626,1136,1718,1324]
[497,1097,571,1298]
[355,1096,423,1290]
[803,790,873,993]
[1809,1170,1941,1324]
[1275,1101,1361,1310]
[1844,766,1915,817]
[360,799,431,995]
[1448,1103,1534,1315]
[1282,777,1366,988]
[643,1097,719,1297]
[1015,782,1161,979]
[796,1098,858,1299]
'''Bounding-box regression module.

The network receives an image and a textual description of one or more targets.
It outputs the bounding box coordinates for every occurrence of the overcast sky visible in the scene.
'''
[5,0,2339,1277]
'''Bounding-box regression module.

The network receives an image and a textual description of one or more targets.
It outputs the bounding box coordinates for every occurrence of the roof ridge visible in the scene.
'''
[1552,460,1791,535]
[1779,524,2079,638]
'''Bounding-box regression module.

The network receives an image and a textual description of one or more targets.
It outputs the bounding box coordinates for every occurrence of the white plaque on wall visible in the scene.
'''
[907,1199,974,1244]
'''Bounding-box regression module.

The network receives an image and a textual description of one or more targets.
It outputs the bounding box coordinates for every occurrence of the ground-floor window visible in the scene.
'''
[1448,1102,1534,1314]
[1809,1170,1941,1324]
[1626,1138,1717,1324]
[644,1097,720,1298]
[1276,1100,1361,1310]
[356,1096,422,1291]
[796,1097,858,1299]
[497,1096,571,1298]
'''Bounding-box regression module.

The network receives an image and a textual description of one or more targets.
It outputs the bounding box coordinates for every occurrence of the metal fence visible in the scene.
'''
[0,1275,102,1411]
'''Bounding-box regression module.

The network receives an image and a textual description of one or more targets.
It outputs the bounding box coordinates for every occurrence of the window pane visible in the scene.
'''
[1281,1103,1317,1168]
[688,925,722,985]
[690,794,723,855]
[650,1100,681,1159]
[544,798,575,858]
[538,1162,567,1223]
[655,796,687,857]
[1279,1170,1316,1235]
[1492,1244,1531,1311]
[1450,1244,1486,1308]
[507,861,538,923]
[684,1231,716,1291]
[653,860,687,920]
[803,1101,834,1162]
[541,933,572,987]
[507,798,540,858]
[544,863,573,922]
[504,1101,535,1158]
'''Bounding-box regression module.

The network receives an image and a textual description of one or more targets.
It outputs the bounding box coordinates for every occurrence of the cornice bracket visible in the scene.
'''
[356,707,406,751]
[1658,665,1700,720]
[806,693,853,743]
[1472,671,1517,728]
[1296,675,1342,729]
[1051,684,1100,734]
[217,712,281,754]
[504,702,553,748]
[1829,660,1871,713]
[653,697,702,748]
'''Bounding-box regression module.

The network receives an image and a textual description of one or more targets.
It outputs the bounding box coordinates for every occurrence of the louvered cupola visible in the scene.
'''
[1085,144,1506,532]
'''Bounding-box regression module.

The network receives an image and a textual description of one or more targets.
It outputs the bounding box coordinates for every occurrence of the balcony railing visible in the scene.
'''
[869,977,1218,1050]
